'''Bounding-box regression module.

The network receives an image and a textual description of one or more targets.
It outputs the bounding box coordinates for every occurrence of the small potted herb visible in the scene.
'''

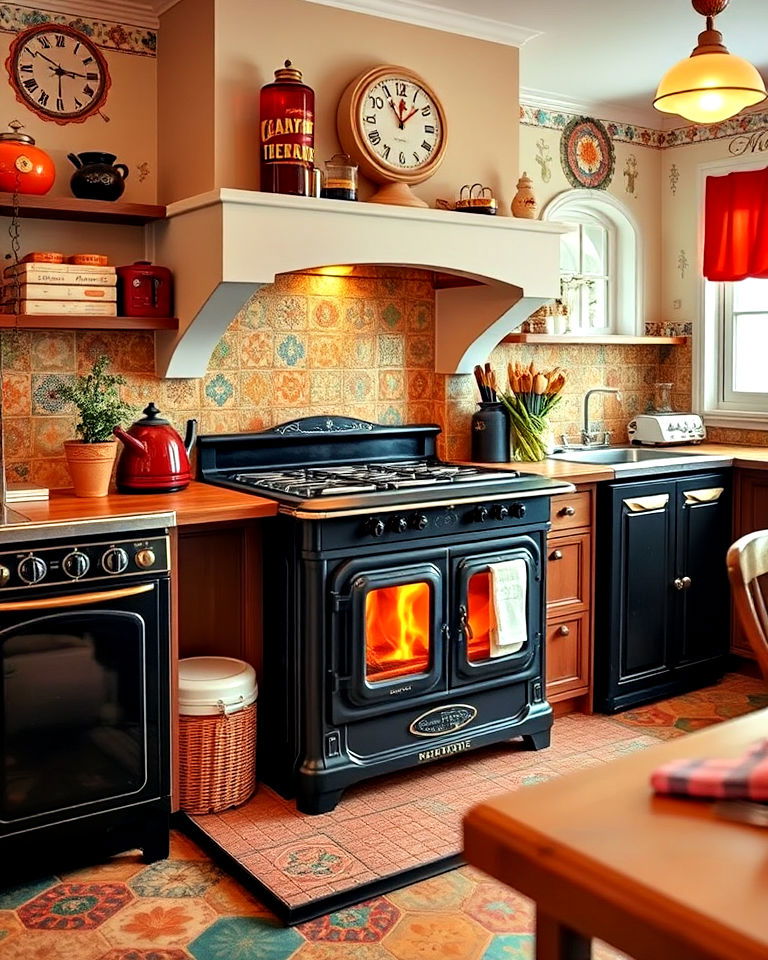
[58,354,134,497]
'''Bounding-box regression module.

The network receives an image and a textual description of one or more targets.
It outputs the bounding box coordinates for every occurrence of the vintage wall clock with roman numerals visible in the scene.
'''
[337,64,447,207]
[5,23,111,124]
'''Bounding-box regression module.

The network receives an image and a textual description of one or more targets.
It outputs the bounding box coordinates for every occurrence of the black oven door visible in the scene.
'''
[449,536,542,687]
[0,579,169,836]
[329,550,447,719]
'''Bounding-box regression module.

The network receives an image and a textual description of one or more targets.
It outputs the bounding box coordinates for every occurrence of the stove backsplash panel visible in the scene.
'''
[1,266,692,488]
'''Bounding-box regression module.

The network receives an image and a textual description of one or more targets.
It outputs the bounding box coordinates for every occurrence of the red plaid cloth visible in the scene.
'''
[650,739,768,801]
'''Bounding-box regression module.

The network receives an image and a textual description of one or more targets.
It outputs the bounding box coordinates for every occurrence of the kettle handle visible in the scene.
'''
[67,153,82,169]
[184,419,198,458]
[115,164,130,180]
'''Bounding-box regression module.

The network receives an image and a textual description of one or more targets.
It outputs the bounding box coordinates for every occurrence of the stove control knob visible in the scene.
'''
[63,551,90,579]
[0,565,9,586]
[511,502,527,519]
[18,555,47,585]
[135,548,156,569]
[367,518,386,538]
[493,504,510,520]
[412,513,429,530]
[390,516,408,534]
[474,505,489,523]
[102,547,129,575]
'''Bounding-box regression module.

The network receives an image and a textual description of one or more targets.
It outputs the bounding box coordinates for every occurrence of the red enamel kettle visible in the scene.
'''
[114,403,197,493]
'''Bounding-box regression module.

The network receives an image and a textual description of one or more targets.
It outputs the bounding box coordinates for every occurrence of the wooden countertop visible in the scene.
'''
[12,480,278,528]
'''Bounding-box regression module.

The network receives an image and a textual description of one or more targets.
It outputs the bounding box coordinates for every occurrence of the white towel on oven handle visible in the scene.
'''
[488,558,527,658]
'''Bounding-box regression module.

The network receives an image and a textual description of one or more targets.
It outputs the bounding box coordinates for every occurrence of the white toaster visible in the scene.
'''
[627,413,706,446]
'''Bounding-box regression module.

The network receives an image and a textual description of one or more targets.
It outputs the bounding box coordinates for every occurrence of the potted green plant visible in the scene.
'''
[57,354,134,497]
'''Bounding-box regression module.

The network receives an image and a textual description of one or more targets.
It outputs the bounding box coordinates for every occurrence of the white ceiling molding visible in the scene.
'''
[520,87,660,130]
[24,1,160,28]
[303,0,541,46]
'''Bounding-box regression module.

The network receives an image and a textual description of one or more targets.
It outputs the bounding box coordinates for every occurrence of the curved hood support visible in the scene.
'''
[154,189,569,378]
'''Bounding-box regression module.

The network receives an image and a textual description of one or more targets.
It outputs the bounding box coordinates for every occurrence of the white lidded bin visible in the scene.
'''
[178,657,258,814]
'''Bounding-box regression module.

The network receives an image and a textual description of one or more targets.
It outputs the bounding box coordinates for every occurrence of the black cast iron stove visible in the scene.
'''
[199,417,574,814]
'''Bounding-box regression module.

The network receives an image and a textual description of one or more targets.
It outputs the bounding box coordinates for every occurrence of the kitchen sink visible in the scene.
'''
[551,447,701,465]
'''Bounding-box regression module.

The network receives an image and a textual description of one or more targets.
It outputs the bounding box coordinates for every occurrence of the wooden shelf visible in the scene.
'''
[501,333,688,345]
[0,315,178,330]
[0,194,166,225]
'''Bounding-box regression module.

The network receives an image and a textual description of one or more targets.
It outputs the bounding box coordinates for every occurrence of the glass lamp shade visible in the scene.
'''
[654,51,767,123]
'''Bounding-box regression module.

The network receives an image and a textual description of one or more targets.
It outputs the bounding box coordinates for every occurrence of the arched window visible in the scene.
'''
[542,190,641,335]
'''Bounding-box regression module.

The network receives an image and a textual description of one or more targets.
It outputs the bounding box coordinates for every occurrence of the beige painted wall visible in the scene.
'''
[518,123,663,329]
[0,34,157,203]
[159,0,519,207]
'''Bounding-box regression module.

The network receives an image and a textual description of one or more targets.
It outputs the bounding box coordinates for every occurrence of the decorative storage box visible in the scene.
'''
[178,657,258,814]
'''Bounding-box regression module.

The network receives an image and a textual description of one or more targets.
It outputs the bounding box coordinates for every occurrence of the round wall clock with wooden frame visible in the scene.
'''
[337,64,447,207]
[6,23,111,125]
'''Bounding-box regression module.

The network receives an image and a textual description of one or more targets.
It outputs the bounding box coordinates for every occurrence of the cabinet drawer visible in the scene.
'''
[550,491,592,532]
[546,612,590,700]
[546,533,590,614]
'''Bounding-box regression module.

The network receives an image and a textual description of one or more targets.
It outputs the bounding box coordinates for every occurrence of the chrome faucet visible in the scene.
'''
[581,388,621,446]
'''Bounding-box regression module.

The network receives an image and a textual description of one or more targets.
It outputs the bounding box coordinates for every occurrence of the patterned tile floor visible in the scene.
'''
[0,673,765,960]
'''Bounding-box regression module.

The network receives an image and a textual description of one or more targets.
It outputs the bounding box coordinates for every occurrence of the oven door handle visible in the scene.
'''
[0,582,155,612]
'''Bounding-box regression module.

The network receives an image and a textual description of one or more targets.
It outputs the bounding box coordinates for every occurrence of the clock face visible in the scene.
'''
[359,74,442,172]
[7,24,110,124]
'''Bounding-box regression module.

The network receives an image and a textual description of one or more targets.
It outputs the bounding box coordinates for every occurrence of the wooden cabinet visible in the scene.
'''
[732,469,768,656]
[545,488,594,710]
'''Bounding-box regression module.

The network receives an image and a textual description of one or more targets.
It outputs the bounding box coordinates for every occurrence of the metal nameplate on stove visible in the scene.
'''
[409,704,478,737]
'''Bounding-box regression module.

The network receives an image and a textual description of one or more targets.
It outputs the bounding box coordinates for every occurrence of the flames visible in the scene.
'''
[466,571,491,662]
[365,582,430,682]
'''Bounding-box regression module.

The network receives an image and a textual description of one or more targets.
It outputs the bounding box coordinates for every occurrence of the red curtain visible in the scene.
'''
[703,167,768,281]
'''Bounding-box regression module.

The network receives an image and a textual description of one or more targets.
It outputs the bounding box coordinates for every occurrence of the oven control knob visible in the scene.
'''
[367,518,386,538]
[102,547,129,575]
[511,502,527,519]
[0,565,9,586]
[135,548,156,569]
[474,505,489,522]
[412,513,429,530]
[18,555,47,584]
[493,504,510,520]
[391,516,408,534]
[63,551,90,579]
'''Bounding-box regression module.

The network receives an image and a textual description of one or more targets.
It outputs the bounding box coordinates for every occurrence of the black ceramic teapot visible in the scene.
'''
[68,152,129,202]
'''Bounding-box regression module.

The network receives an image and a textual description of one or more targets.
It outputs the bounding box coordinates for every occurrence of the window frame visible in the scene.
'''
[560,218,614,334]
[542,189,642,336]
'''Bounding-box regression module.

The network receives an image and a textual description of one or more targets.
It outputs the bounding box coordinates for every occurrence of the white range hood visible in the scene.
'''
[154,189,569,378]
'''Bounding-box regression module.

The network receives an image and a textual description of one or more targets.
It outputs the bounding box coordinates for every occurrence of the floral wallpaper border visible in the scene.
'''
[520,102,768,151]
[0,4,156,56]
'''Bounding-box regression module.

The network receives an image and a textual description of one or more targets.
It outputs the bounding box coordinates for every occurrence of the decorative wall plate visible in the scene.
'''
[560,116,615,189]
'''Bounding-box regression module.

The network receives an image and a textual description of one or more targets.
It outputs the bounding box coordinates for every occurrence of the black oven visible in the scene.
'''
[0,523,171,878]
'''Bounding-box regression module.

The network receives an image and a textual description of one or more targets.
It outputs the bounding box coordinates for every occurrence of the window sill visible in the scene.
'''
[501,334,687,345]
[702,411,768,432]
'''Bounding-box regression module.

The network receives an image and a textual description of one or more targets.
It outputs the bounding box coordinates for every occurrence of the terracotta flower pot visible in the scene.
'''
[64,440,118,498]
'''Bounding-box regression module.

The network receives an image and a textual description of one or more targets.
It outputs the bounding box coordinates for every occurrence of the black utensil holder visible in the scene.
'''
[471,402,510,462]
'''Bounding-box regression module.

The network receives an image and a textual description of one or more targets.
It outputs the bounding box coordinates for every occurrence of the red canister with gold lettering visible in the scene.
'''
[260,60,315,196]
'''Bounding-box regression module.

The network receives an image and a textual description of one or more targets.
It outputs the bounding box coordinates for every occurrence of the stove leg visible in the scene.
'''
[521,729,551,751]
[142,815,170,863]
[297,788,345,815]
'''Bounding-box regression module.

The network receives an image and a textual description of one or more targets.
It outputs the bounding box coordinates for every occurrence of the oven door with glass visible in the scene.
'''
[450,535,543,687]
[329,550,447,721]
[0,578,169,838]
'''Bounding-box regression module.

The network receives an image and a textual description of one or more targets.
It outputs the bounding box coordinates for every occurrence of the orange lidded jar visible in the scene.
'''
[260,60,315,196]
[0,120,55,195]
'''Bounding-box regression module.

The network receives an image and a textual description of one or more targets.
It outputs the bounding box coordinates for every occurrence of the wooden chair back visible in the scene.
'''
[727,530,768,682]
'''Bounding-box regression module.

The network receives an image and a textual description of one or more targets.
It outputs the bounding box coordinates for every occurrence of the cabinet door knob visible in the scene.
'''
[674,576,692,590]
[550,549,563,561]
[557,624,570,636]
[559,505,576,517]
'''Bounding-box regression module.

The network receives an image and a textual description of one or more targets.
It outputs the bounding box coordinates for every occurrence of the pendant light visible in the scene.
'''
[654,0,766,124]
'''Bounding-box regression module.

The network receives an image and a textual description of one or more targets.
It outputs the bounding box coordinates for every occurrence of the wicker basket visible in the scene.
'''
[178,704,257,814]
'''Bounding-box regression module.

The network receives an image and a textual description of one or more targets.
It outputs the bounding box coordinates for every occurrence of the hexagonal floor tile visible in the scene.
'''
[0,929,110,960]
[99,950,191,960]
[129,861,223,898]
[388,870,473,912]
[62,852,146,883]
[0,876,58,910]
[18,882,133,930]
[189,916,304,960]
[482,933,534,959]
[383,912,491,960]
[293,943,392,960]
[203,877,272,917]
[464,882,534,933]
[298,897,400,942]
[0,909,22,947]
[100,896,217,949]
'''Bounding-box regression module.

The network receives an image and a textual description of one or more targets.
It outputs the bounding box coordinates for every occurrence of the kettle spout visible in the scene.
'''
[113,426,147,454]
[67,152,82,169]
[184,419,198,458]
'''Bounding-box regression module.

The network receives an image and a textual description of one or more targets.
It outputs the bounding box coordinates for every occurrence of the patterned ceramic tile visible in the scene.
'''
[3,416,33,458]
[275,334,307,368]
[101,898,216,949]
[0,928,110,960]
[203,878,271,917]
[389,872,473,912]
[239,371,274,407]
[406,300,433,332]
[273,371,310,406]
[343,336,375,369]
[30,373,69,415]
[310,299,342,331]
[18,882,133,930]
[377,335,404,368]
[378,370,405,401]
[189,916,303,960]
[310,370,343,404]
[208,331,240,371]
[99,950,190,960]
[343,298,376,332]
[299,899,400,942]
[383,913,490,960]
[307,334,343,369]
[32,416,74,457]
[130,862,222,900]
[465,884,534,933]
[240,332,275,369]
[202,374,236,409]
[377,301,404,332]
[29,332,76,372]
[481,933,534,959]
[376,404,404,425]
[1,329,31,370]
[267,295,309,331]
[405,335,434,368]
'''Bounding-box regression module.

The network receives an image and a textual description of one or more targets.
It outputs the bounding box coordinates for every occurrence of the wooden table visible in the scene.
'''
[464,708,768,960]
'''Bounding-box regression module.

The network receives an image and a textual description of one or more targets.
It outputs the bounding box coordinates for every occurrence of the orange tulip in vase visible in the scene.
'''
[57,355,134,497]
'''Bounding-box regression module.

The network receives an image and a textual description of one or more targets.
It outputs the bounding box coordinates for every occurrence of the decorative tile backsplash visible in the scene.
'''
[0,267,721,490]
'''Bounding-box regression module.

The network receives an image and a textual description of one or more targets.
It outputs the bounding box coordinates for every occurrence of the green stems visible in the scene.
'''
[500,391,561,462]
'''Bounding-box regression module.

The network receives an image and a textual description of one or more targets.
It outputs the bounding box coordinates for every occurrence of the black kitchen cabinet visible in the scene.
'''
[595,471,731,713]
